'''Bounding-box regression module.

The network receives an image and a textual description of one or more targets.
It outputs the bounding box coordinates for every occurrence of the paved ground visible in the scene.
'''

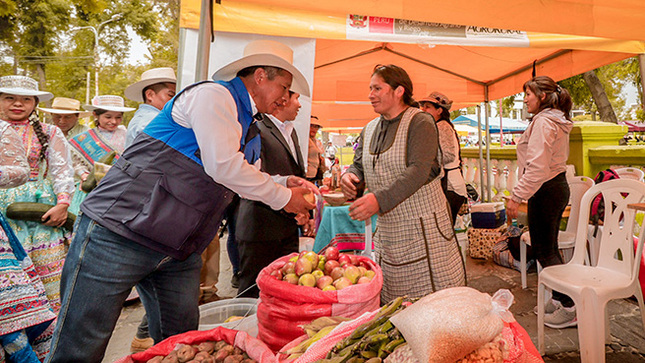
[103,236,645,362]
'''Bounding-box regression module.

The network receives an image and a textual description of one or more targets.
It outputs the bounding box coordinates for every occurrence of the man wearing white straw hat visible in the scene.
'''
[124,67,177,148]
[38,97,90,139]
[47,39,317,362]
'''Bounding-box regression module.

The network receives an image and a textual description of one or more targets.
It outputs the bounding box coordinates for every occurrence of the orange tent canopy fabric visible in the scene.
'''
[179,0,645,129]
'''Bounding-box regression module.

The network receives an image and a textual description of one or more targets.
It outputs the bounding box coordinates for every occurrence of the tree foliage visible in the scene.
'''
[0,0,179,118]
[501,95,515,118]
[559,60,631,121]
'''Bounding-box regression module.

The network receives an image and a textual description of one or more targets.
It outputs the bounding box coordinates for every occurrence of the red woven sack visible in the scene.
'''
[113,327,277,363]
[256,253,383,352]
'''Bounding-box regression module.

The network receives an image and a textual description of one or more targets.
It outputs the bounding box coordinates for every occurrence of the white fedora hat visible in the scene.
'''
[124,67,177,102]
[0,75,53,101]
[211,40,310,97]
[84,95,136,112]
[38,97,92,117]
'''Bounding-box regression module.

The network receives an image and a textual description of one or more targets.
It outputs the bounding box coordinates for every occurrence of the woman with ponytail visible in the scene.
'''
[505,75,575,328]
[0,75,75,314]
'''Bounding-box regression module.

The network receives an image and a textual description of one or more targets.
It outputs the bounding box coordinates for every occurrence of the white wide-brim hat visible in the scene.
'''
[211,40,310,97]
[84,95,136,112]
[0,75,54,101]
[38,97,92,117]
[124,67,177,102]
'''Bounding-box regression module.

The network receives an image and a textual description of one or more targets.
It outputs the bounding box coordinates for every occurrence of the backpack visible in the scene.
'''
[590,169,620,233]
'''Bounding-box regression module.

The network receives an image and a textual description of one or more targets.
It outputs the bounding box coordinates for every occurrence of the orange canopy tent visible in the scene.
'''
[179,0,645,130]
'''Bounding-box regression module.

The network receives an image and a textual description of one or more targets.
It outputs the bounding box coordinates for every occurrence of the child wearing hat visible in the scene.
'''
[124,67,177,148]
[38,97,90,139]
[67,95,135,215]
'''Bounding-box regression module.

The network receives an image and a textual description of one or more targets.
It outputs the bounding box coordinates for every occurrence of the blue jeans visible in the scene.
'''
[46,214,201,362]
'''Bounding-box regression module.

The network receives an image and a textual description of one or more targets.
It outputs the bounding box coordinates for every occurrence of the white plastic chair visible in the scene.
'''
[615,167,645,182]
[519,175,595,289]
[537,179,645,363]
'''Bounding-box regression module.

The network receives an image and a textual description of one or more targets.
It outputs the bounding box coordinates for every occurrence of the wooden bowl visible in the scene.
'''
[322,192,348,206]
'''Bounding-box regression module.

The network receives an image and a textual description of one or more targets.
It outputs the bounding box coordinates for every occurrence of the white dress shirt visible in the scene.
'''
[171,82,291,211]
[266,114,297,159]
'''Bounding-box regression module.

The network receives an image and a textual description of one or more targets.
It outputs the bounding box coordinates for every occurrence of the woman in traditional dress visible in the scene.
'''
[0,120,56,362]
[68,95,134,215]
[419,91,468,225]
[0,75,75,315]
[340,64,465,303]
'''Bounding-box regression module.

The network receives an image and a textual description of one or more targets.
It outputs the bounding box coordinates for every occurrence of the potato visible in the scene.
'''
[177,344,197,362]
[222,355,244,363]
[147,357,164,363]
[193,351,212,361]
[197,341,217,354]
[213,345,234,362]
[214,341,228,351]
[161,351,179,363]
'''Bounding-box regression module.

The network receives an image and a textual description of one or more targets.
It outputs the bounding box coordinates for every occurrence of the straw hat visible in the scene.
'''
[38,97,91,117]
[0,75,53,101]
[420,91,453,111]
[124,67,177,102]
[211,40,310,97]
[310,115,322,128]
[84,95,136,112]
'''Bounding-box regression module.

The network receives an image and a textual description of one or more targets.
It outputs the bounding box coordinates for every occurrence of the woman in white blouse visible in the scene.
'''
[0,75,75,313]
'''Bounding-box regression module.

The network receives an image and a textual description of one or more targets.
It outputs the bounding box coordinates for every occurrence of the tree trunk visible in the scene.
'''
[639,54,645,110]
[35,64,51,107]
[583,70,618,123]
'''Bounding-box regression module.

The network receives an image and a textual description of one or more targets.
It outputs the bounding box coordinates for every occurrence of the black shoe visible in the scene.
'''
[231,272,240,289]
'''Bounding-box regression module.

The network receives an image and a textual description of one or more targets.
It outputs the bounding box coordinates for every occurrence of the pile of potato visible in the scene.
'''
[146,340,257,363]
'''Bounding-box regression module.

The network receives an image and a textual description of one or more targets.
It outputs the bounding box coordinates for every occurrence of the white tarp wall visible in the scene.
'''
[178,29,317,174]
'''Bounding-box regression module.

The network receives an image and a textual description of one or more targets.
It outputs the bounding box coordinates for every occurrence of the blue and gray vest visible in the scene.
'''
[81,78,261,260]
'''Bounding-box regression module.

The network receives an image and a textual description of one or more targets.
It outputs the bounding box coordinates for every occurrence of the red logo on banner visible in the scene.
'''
[369,17,394,34]
[349,14,368,29]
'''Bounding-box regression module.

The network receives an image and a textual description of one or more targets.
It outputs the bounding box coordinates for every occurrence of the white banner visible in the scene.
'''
[346,15,529,47]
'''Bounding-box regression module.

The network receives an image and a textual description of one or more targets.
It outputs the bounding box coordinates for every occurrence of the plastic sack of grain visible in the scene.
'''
[389,287,514,363]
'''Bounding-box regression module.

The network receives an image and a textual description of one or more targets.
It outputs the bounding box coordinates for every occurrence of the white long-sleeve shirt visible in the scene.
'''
[170,82,291,211]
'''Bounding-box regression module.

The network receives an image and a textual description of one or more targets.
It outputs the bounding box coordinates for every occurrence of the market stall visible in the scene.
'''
[117,249,543,363]
[132,2,645,362]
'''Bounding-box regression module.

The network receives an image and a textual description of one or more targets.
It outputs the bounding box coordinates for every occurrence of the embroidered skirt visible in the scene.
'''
[0,179,68,313]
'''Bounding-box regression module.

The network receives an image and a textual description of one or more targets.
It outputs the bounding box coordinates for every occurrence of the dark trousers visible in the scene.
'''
[528,172,573,307]
[225,203,240,275]
[237,234,299,298]
[446,190,467,226]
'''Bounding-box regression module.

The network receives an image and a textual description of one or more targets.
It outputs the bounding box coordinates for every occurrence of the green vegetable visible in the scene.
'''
[6,202,76,231]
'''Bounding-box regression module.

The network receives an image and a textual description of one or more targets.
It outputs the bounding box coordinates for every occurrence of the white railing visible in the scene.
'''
[462,154,519,202]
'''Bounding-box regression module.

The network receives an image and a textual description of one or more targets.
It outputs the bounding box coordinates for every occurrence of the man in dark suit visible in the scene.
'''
[235,92,309,297]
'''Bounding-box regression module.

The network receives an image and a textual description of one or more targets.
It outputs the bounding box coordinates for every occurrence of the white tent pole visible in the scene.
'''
[485,86,492,202]
[477,105,485,201]
[195,0,212,82]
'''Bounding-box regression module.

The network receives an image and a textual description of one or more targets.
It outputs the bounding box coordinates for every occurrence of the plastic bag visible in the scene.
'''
[113,327,277,363]
[390,287,514,363]
[256,253,382,351]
